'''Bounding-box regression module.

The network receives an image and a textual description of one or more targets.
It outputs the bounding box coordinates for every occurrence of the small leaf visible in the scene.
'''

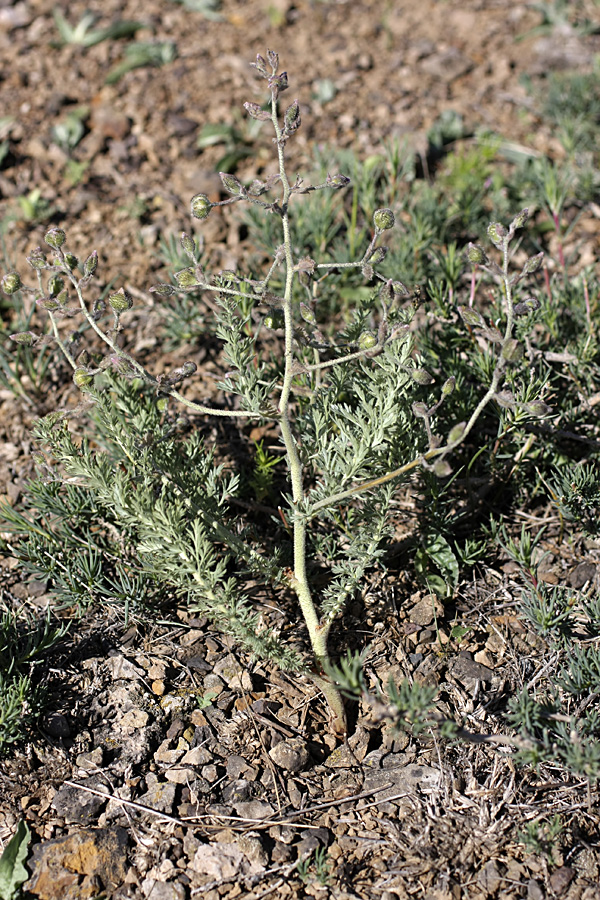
[0,820,31,900]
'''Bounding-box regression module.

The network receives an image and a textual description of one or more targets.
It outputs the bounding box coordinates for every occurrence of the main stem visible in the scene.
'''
[271,88,347,735]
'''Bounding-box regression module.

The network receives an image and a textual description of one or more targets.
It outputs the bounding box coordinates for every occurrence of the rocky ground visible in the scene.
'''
[1,0,600,898]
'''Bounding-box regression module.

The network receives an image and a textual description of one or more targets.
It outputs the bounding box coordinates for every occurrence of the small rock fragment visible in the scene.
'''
[268,738,310,772]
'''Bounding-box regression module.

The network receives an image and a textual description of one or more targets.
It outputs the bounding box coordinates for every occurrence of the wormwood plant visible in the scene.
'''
[0,51,549,735]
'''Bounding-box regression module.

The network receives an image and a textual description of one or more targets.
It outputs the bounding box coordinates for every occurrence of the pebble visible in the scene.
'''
[51,775,107,824]
[268,738,310,772]
[238,831,268,867]
[136,782,177,816]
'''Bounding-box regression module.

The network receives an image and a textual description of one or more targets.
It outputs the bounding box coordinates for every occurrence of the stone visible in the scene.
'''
[25,827,128,899]
[238,831,268,867]
[323,742,359,769]
[119,708,150,734]
[75,748,104,771]
[137,782,177,816]
[179,745,212,766]
[191,842,244,879]
[409,594,444,627]
[268,738,310,772]
[233,800,274,819]
[213,655,253,691]
[549,867,575,895]
[478,860,501,895]
[363,763,442,801]
[449,654,494,687]
[164,766,196,785]
[51,776,107,825]
[141,879,187,899]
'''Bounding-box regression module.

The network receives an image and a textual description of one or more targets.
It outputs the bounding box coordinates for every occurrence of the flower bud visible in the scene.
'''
[243,102,271,121]
[373,208,395,232]
[175,267,202,288]
[412,402,429,419]
[358,331,377,350]
[264,311,284,329]
[267,49,279,71]
[361,263,374,281]
[64,252,79,271]
[300,303,316,325]
[441,376,455,397]
[458,306,485,328]
[44,228,66,250]
[1,272,22,294]
[27,248,47,270]
[73,367,94,389]
[48,274,64,298]
[108,288,133,314]
[466,243,487,266]
[326,173,351,189]
[433,460,452,478]
[150,283,175,296]
[510,208,529,231]
[368,246,388,265]
[37,296,62,311]
[191,193,212,220]
[494,390,516,410]
[268,72,288,95]
[219,172,245,196]
[10,331,38,346]
[411,368,434,385]
[164,361,197,386]
[487,222,507,248]
[521,252,544,276]
[524,400,552,417]
[180,233,196,255]
[448,421,466,444]
[501,339,524,363]
[84,251,98,277]
[251,54,270,77]
[513,296,541,316]
[284,100,301,134]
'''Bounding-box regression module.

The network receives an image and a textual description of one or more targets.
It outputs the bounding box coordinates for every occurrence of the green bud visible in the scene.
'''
[44,228,66,250]
[220,172,245,196]
[466,243,487,266]
[300,303,316,325]
[368,246,388,265]
[180,233,196,255]
[441,376,456,397]
[1,272,22,294]
[513,296,541,317]
[84,251,98,277]
[412,402,429,419]
[108,288,133,314]
[268,72,288,95]
[411,368,435,385]
[326,173,351,189]
[64,252,79,271]
[48,274,64,298]
[487,222,507,248]
[358,331,377,350]
[10,331,38,346]
[73,367,94,389]
[521,252,544,276]
[264,311,284,329]
[267,50,279,71]
[501,339,524,363]
[458,306,485,328]
[284,100,301,133]
[37,296,62,311]
[494,390,516,410]
[150,283,175,296]
[27,248,47,270]
[373,208,395,231]
[191,193,212,220]
[448,421,466,444]
[510,208,529,230]
[433,460,452,478]
[243,102,271,121]
[175,267,202,288]
[524,400,552,417]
